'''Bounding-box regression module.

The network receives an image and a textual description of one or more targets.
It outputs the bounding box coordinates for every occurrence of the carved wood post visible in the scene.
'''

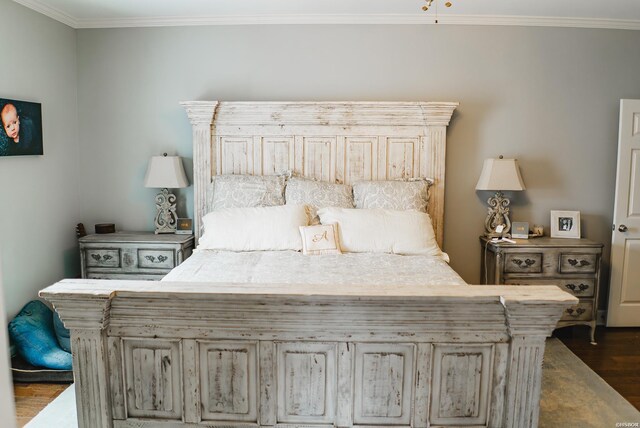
[44,292,115,428]
[180,101,218,243]
[501,298,567,428]
[419,102,457,249]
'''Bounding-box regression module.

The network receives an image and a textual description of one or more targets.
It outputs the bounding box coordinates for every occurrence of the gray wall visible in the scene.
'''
[76,25,640,302]
[0,0,80,318]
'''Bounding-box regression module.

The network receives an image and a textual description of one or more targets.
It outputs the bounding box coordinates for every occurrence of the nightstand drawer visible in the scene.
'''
[85,248,121,268]
[559,253,597,274]
[504,253,542,274]
[138,249,175,269]
[79,232,194,280]
[503,278,595,297]
[561,301,593,322]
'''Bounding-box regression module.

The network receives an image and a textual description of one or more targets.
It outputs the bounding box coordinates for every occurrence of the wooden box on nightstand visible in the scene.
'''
[79,232,194,280]
[480,236,603,343]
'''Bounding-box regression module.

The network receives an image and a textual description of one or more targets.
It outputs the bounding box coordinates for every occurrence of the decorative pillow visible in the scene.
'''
[208,174,286,211]
[299,224,342,255]
[53,310,71,353]
[198,204,309,251]
[352,179,432,212]
[317,207,448,261]
[8,300,72,370]
[285,177,354,222]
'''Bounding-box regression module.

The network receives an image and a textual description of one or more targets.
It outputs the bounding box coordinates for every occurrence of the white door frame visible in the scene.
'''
[607,99,640,326]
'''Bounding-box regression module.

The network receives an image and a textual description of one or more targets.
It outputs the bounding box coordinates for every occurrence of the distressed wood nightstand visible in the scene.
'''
[79,232,194,280]
[480,236,603,344]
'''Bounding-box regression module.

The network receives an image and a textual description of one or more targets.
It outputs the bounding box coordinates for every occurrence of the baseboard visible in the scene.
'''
[597,310,607,326]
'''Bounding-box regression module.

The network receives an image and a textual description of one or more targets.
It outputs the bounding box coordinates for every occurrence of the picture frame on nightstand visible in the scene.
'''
[551,210,581,238]
[176,218,193,235]
[511,222,529,239]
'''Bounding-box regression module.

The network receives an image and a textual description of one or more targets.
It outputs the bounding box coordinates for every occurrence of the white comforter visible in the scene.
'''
[163,249,466,286]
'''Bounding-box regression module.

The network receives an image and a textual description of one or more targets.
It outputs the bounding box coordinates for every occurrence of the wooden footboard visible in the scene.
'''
[40,280,576,428]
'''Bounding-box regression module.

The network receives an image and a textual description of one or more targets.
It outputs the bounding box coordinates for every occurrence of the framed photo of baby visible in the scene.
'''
[0,97,43,157]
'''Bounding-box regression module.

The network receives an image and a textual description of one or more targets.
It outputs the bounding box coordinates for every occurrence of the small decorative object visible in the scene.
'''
[76,223,87,238]
[511,222,529,239]
[176,218,193,235]
[532,224,544,237]
[144,153,189,234]
[550,210,581,238]
[475,156,526,238]
[94,223,115,234]
[0,98,43,157]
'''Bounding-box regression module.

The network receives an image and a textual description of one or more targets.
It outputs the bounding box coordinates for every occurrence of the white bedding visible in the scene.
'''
[163,250,466,286]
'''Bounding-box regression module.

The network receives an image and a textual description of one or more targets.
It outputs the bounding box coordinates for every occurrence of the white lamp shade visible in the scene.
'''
[144,155,189,189]
[475,158,525,191]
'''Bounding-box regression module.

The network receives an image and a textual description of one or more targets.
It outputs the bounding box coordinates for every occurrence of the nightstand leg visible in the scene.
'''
[590,321,597,345]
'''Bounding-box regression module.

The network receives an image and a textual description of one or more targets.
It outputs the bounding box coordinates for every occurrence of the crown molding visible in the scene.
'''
[11,0,640,31]
[13,0,78,28]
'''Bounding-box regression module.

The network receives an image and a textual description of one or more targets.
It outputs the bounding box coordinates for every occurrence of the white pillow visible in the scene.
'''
[317,207,448,261]
[198,205,309,251]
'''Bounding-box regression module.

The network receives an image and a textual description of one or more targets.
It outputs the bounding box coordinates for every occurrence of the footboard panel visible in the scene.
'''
[40,280,576,428]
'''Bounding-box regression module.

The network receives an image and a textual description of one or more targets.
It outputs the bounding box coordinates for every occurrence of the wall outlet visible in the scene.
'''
[597,310,607,326]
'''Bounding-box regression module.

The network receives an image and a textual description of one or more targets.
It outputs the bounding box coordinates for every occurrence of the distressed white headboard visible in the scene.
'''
[181,101,458,247]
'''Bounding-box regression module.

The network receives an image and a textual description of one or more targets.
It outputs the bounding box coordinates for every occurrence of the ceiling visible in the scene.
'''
[13,0,640,30]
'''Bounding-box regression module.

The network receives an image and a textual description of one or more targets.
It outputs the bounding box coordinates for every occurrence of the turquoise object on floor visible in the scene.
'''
[53,310,71,353]
[8,300,72,370]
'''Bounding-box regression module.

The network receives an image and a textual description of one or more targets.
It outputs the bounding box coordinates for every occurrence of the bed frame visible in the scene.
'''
[180,101,458,247]
[39,101,577,428]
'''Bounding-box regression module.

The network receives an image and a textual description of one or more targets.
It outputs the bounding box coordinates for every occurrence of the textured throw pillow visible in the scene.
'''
[285,177,354,223]
[199,204,309,251]
[353,179,432,212]
[8,300,72,370]
[208,174,286,211]
[317,207,448,261]
[299,224,342,255]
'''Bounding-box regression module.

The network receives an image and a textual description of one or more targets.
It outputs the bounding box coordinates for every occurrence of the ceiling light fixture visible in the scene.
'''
[422,0,453,23]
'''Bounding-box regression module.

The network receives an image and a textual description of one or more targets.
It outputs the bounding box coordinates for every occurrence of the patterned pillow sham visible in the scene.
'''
[352,179,432,212]
[285,177,354,222]
[208,174,286,211]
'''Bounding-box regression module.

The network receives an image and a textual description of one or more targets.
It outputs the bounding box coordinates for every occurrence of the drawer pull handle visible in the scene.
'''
[512,258,536,267]
[566,308,586,317]
[565,283,590,294]
[568,258,591,267]
[90,254,113,262]
[145,255,168,264]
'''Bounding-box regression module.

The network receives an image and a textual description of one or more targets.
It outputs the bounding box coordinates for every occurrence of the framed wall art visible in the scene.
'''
[0,97,43,157]
[550,210,580,238]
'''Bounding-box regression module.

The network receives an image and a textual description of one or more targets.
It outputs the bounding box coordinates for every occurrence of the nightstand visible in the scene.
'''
[79,232,194,280]
[480,236,603,343]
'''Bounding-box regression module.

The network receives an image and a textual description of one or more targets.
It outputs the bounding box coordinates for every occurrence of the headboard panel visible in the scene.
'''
[181,101,458,247]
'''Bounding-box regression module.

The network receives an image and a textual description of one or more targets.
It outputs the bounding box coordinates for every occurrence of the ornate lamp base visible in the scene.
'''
[483,191,512,238]
[153,188,178,234]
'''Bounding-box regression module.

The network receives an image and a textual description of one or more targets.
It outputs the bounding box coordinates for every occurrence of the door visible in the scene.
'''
[608,99,640,326]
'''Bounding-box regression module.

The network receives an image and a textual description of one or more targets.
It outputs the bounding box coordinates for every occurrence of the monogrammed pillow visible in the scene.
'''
[352,179,432,212]
[299,224,342,255]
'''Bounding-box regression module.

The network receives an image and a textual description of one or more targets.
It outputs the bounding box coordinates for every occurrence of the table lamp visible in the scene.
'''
[144,153,189,234]
[475,156,525,238]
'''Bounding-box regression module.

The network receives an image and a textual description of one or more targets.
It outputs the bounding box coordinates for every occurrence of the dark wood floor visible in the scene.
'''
[555,325,640,411]
[12,326,640,425]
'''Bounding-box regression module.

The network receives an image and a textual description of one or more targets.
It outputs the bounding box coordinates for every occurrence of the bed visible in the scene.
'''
[40,101,577,428]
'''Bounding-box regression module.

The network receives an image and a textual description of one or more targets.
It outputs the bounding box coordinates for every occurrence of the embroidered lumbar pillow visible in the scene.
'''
[299,224,342,255]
